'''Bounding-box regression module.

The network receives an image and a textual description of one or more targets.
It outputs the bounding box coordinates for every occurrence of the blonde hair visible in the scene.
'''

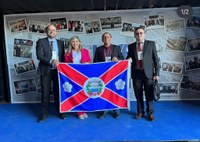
[67,36,82,54]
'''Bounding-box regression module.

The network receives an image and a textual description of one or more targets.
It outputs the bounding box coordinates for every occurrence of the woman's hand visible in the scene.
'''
[82,62,90,64]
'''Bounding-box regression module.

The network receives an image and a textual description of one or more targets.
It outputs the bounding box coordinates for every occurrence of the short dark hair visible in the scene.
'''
[134,25,145,32]
[102,32,112,39]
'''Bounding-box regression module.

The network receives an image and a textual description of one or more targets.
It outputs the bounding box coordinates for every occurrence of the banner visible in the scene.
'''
[58,60,129,112]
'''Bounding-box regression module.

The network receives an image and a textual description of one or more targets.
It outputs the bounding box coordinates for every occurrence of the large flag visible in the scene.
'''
[57,60,129,113]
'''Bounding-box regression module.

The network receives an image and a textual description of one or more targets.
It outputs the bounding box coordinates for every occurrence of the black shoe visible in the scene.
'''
[135,113,144,119]
[98,111,106,119]
[59,113,66,119]
[37,114,48,123]
[147,114,154,121]
[113,112,120,119]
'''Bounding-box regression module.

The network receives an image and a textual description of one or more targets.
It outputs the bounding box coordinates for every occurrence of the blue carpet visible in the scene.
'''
[0,101,200,142]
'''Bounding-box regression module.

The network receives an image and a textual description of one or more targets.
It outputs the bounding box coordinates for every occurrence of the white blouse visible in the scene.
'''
[72,50,82,63]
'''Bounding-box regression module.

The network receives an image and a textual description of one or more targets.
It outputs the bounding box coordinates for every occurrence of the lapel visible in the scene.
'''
[133,42,138,60]
[100,46,105,60]
[45,37,52,52]
[56,39,60,56]
[143,40,148,57]
[111,44,114,57]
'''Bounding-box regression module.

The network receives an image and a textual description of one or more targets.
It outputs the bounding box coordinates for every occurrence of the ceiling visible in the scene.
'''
[0,0,200,15]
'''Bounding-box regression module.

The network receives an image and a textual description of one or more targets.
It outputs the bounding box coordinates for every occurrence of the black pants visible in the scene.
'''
[132,70,154,115]
[40,69,60,114]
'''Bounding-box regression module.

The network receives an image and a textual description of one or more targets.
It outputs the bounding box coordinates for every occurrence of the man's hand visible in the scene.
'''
[52,59,59,67]
[153,76,160,80]
[127,58,132,63]
[112,57,118,61]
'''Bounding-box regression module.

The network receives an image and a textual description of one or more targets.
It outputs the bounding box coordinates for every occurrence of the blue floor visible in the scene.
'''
[0,101,200,142]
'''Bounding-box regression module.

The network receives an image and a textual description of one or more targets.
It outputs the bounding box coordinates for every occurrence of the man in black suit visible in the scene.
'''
[93,32,124,119]
[126,26,160,121]
[36,24,66,122]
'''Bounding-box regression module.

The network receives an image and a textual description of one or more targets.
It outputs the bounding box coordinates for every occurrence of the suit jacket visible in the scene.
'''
[36,37,65,75]
[93,44,124,62]
[64,48,91,63]
[126,40,160,79]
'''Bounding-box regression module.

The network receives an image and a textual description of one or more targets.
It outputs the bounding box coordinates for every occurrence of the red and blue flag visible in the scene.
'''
[57,60,129,112]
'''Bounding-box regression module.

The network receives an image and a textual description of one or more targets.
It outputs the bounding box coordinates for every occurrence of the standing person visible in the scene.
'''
[36,24,66,122]
[64,36,91,120]
[93,32,124,119]
[126,26,160,121]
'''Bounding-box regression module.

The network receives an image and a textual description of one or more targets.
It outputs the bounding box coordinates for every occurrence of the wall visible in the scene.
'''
[4,7,200,103]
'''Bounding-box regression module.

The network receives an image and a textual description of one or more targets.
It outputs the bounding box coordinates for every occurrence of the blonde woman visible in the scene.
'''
[64,36,91,120]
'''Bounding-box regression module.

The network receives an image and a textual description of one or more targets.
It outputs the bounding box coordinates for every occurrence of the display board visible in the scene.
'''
[4,7,200,103]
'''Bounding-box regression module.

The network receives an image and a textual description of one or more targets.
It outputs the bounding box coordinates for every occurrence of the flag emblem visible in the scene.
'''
[84,77,105,98]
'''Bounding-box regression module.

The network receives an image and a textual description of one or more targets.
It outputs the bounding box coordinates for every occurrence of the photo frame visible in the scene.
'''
[13,38,33,58]
[120,22,145,37]
[184,54,200,71]
[180,75,200,93]
[60,37,70,50]
[68,20,84,32]
[186,16,200,29]
[29,20,50,34]
[100,16,122,30]
[8,18,28,33]
[165,35,187,52]
[144,14,165,29]
[50,17,67,31]
[165,19,186,33]
[84,20,101,34]
[13,78,37,95]
[161,61,183,74]
[186,37,200,53]
[159,82,179,95]
[14,59,36,75]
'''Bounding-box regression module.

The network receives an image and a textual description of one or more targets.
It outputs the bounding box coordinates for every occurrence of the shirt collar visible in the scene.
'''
[104,45,112,49]
[137,40,145,44]
[48,38,56,43]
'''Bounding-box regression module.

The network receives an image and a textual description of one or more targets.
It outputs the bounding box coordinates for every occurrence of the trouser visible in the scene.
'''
[41,69,60,114]
[99,109,120,115]
[132,70,154,115]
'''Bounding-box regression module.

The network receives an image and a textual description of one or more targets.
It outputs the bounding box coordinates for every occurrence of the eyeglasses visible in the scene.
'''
[135,32,144,35]
[48,29,57,33]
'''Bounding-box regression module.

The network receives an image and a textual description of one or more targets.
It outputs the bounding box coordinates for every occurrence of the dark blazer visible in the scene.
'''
[126,40,160,79]
[36,37,65,75]
[93,44,124,62]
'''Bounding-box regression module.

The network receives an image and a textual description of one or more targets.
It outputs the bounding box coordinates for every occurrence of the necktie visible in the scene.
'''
[50,41,53,50]
[138,42,142,51]
[137,42,143,69]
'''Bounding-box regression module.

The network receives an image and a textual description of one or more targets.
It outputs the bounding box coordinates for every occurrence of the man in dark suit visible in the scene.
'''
[93,32,124,119]
[126,26,160,121]
[36,24,66,122]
